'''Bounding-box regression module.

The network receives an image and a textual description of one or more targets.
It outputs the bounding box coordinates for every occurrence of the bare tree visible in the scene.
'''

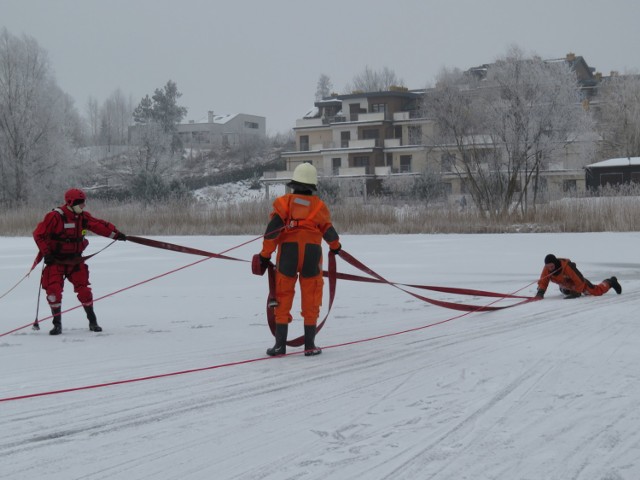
[315,74,333,101]
[0,28,78,204]
[423,46,595,217]
[345,66,404,93]
[596,73,640,159]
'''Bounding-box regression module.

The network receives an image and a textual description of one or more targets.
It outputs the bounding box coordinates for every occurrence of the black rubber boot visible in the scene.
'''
[608,277,622,294]
[84,305,103,332]
[49,307,62,335]
[304,325,322,357]
[266,323,288,356]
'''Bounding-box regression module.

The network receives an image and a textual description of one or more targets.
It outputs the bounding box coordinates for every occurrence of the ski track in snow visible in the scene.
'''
[1,233,639,480]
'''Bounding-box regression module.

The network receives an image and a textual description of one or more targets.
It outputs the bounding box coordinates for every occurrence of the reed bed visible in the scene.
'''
[2,195,638,237]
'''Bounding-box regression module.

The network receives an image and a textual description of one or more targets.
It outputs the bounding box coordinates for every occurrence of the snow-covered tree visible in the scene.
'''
[98,88,134,147]
[0,28,79,204]
[133,80,187,154]
[596,73,640,159]
[124,81,188,201]
[315,74,333,101]
[345,66,404,93]
[423,46,595,217]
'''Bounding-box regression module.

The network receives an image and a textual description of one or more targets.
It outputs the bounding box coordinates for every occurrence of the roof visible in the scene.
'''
[337,90,421,101]
[210,113,238,124]
[586,157,640,168]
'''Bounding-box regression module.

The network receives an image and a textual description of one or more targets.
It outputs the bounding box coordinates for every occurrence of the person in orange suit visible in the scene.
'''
[258,163,341,357]
[536,254,621,299]
[33,188,127,335]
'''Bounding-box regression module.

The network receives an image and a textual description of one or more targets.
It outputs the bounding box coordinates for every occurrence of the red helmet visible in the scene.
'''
[64,188,86,206]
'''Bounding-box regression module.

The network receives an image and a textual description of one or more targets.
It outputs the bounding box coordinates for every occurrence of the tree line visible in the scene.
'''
[2,26,639,212]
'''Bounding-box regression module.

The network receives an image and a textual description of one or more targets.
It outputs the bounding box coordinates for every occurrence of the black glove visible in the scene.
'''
[44,254,55,265]
[535,288,545,299]
[116,232,127,241]
[259,255,271,268]
[330,243,342,255]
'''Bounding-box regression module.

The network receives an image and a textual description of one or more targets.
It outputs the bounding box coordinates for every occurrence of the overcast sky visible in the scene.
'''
[2,0,639,134]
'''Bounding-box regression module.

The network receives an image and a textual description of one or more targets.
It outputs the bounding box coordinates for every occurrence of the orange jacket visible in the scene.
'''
[260,193,340,259]
[537,258,588,294]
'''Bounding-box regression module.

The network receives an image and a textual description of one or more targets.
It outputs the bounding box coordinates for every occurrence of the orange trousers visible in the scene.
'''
[558,280,611,296]
[274,272,323,326]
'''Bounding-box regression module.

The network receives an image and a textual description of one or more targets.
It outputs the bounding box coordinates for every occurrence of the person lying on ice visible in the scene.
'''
[257,163,341,357]
[536,254,621,299]
[33,188,127,335]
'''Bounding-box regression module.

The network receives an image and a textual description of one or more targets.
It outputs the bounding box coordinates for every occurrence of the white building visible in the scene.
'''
[178,110,266,148]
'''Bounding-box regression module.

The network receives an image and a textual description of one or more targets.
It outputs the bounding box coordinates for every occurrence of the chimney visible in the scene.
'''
[595,72,602,81]
[208,110,214,123]
[566,52,576,62]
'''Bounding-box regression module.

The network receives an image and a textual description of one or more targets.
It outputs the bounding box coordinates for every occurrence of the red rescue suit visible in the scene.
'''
[537,257,611,297]
[260,193,340,326]
[33,205,121,308]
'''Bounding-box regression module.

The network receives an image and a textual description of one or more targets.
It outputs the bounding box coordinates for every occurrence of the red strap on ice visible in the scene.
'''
[336,250,534,312]
[126,236,246,262]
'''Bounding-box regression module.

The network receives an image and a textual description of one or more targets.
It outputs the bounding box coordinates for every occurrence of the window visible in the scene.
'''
[371,103,386,113]
[441,153,456,172]
[362,129,379,140]
[332,158,341,176]
[353,156,369,167]
[193,131,210,144]
[386,153,393,167]
[340,131,350,148]
[400,155,412,173]
[300,135,309,151]
[244,121,259,129]
[408,126,422,145]
[601,173,623,186]
[563,180,577,192]
[353,156,371,173]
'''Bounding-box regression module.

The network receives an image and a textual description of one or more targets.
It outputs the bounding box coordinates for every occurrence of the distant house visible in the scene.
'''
[585,157,640,190]
[177,111,266,148]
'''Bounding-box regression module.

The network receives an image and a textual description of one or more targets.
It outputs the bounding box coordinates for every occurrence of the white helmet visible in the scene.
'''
[290,163,317,189]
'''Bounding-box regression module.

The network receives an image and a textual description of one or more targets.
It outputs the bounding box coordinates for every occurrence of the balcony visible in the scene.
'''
[355,112,386,122]
[338,167,368,176]
[348,139,380,149]
[375,166,392,176]
[262,170,294,180]
[295,118,324,128]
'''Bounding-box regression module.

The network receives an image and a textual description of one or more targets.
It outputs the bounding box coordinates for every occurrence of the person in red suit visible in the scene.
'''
[33,188,126,335]
[258,163,341,357]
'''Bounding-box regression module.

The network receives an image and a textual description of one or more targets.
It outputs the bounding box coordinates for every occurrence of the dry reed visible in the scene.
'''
[1,196,639,237]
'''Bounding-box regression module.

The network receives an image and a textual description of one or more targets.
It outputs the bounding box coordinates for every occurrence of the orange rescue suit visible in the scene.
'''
[260,193,340,326]
[537,257,611,297]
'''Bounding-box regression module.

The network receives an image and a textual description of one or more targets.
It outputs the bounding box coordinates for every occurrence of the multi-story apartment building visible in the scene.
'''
[268,87,447,198]
[269,54,611,203]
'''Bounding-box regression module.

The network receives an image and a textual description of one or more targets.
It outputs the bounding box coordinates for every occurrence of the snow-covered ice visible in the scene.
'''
[1,232,639,479]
